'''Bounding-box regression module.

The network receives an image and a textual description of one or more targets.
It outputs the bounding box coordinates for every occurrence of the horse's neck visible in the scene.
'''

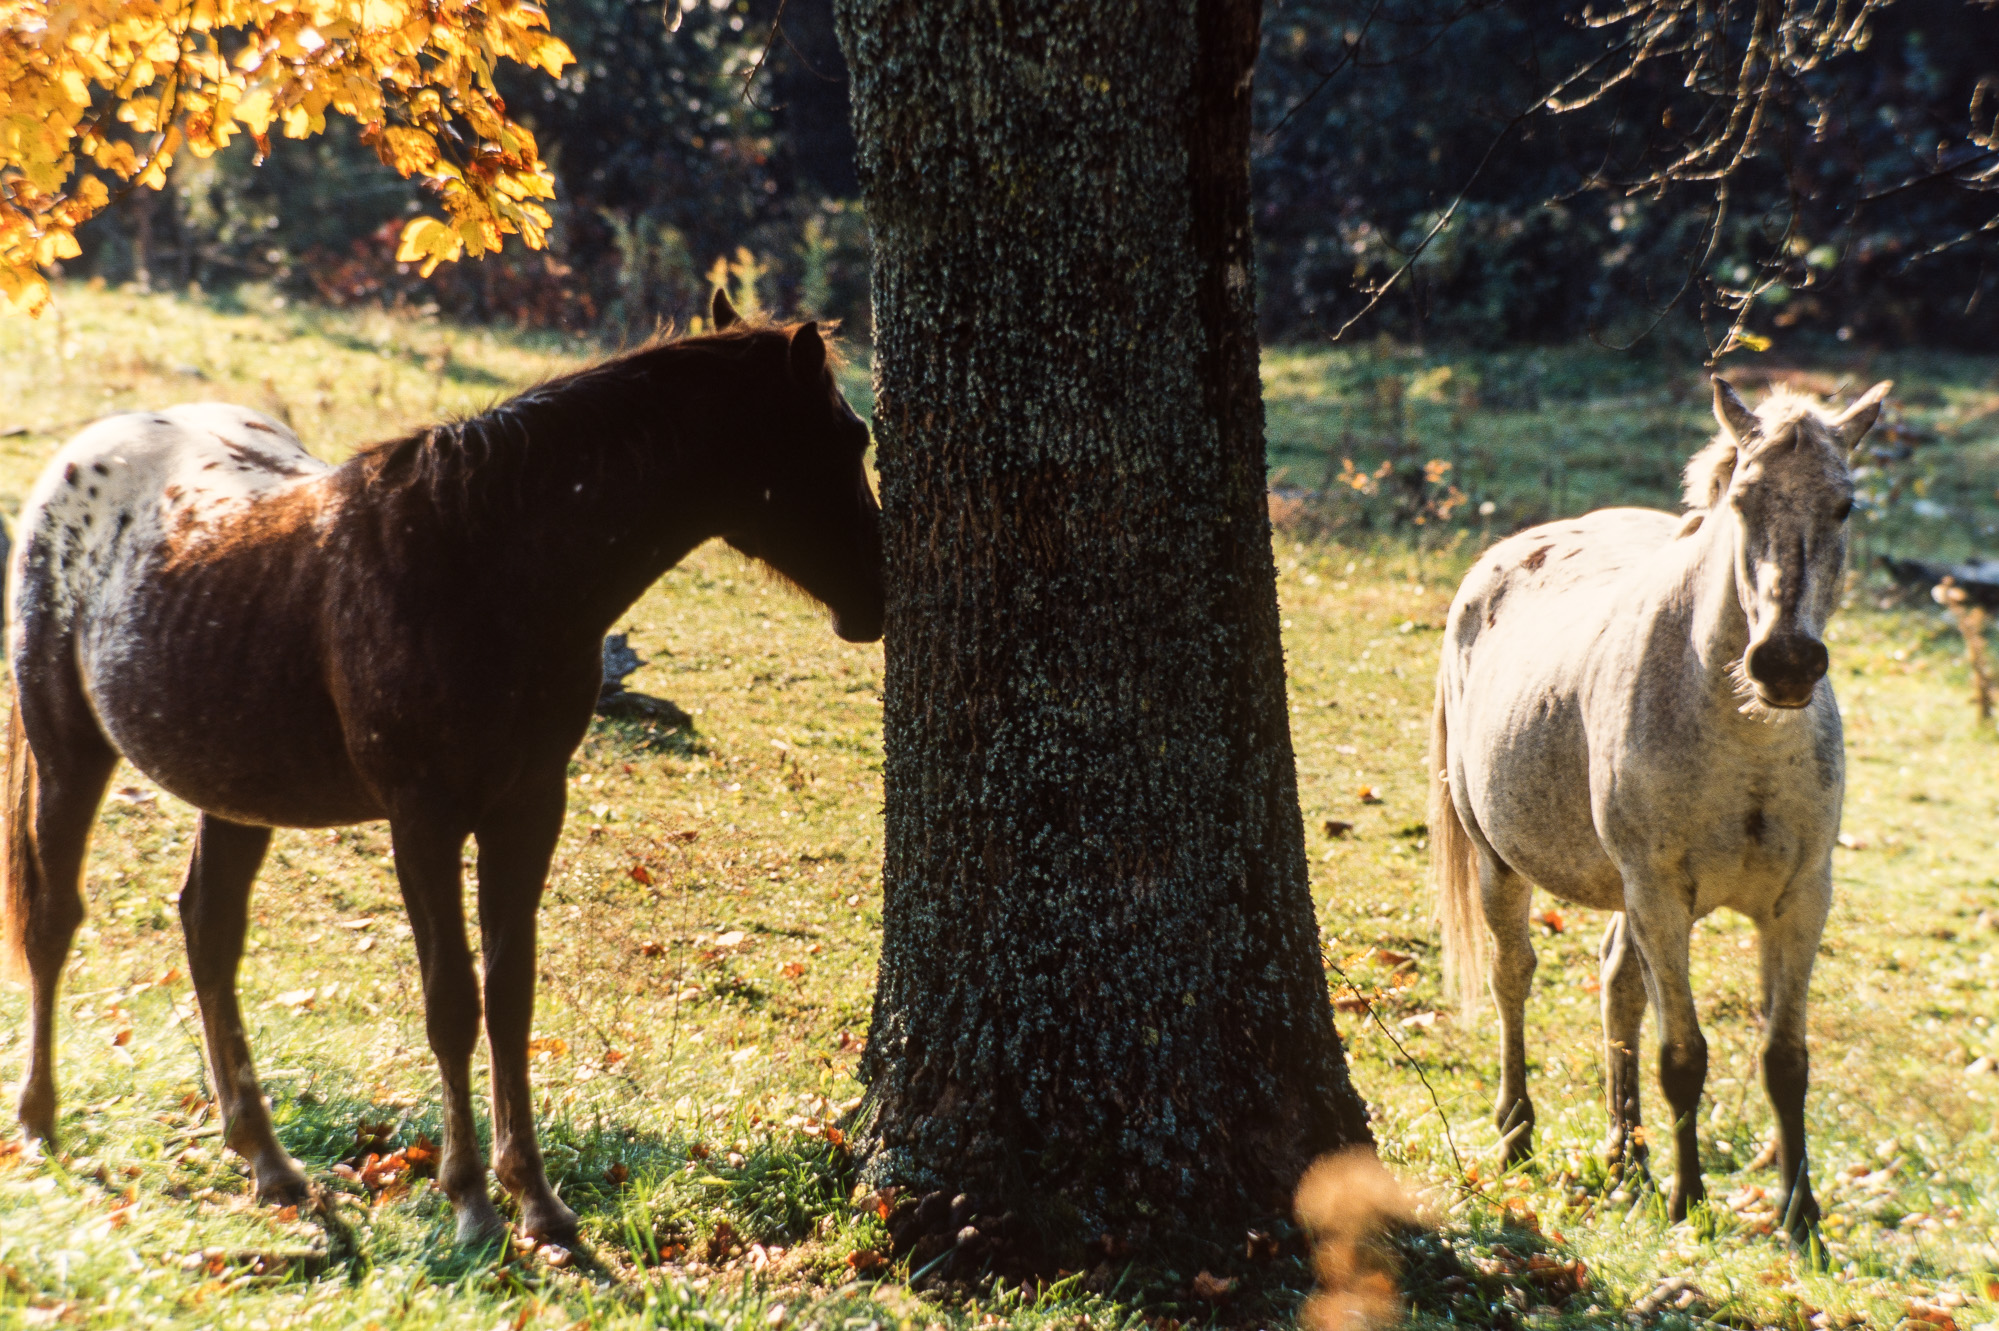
[413,380,737,643]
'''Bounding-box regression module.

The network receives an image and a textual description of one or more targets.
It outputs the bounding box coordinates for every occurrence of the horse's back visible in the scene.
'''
[1447,507,1683,646]
[12,404,327,637]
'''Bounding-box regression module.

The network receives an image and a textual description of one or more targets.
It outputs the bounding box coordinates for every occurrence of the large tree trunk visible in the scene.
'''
[835,0,1372,1241]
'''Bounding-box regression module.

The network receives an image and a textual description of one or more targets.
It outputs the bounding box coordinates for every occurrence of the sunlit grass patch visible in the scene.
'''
[2,288,1998,1326]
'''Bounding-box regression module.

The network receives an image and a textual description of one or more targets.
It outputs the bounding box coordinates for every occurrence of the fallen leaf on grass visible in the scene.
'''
[1191,1271,1235,1301]
[1632,1277,1704,1317]
[1331,986,1375,1012]
[527,1037,569,1061]
[780,961,806,979]
[109,786,157,806]
[1324,819,1355,838]
[847,1249,887,1274]
[637,940,665,957]
[606,1163,629,1185]
[857,1186,899,1221]
[1533,907,1565,934]
[630,864,656,886]
[1357,786,1383,805]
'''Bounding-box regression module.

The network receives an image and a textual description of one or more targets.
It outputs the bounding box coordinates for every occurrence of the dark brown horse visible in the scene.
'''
[1,291,882,1244]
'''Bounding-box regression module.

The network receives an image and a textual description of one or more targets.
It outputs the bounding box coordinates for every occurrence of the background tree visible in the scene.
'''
[831,0,1373,1245]
[1255,0,1999,349]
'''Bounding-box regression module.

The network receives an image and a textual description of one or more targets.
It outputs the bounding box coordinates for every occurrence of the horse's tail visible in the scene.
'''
[1,700,40,984]
[1429,668,1486,1016]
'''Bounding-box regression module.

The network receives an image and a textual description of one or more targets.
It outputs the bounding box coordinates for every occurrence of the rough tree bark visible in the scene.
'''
[834,0,1372,1238]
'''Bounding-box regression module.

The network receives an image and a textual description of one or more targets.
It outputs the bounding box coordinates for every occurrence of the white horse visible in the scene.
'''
[1429,376,1890,1239]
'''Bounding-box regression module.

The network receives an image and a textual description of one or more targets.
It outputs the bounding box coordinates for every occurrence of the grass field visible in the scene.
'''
[0,285,1997,1331]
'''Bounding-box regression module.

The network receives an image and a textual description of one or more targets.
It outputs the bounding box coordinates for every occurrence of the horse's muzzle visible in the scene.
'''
[1746,634,1829,708]
[832,609,884,644]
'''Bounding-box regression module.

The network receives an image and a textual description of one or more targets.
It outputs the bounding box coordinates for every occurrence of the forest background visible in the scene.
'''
[63,0,1999,355]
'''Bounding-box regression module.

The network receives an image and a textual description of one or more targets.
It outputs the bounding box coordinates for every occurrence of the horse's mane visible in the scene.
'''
[1681,386,1840,511]
[354,316,837,508]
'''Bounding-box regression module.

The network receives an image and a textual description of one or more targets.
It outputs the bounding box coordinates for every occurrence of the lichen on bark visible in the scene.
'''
[834,0,1372,1237]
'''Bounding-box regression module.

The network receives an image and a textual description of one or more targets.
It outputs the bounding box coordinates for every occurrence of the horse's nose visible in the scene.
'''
[1745,634,1829,707]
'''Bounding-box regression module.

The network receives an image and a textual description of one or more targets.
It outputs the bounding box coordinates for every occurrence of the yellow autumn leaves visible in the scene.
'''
[0,0,574,312]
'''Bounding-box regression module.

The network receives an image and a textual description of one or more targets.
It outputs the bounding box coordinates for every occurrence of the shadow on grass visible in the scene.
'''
[258,1083,853,1281]
[588,708,706,759]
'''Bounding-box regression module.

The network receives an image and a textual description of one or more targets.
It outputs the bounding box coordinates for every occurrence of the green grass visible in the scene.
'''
[0,285,1997,1330]
[1261,342,1999,565]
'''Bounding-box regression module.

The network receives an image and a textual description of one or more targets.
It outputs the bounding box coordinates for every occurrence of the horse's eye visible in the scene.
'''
[1835,497,1853,522]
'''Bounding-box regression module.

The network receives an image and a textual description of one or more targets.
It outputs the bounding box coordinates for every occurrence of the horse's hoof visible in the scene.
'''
[520,1194,580,1246]
[453,1198,509,1246]
[253,1163,313,1207]
[1778,1190,1821,1240]
[18,1093,57,1148]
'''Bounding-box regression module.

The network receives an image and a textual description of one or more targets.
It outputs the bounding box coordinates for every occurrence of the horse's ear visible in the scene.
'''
[711,287,741,330]
[1834,380,1893,452]
[1712,377,1758,444]
[789,321,826,384]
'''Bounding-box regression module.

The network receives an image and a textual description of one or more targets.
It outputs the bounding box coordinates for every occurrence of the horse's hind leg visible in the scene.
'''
[1480,855,1538,1164]
[390,815,504,1243]
[1599,912,1649,1178]
[178,815,309,1203]
[1756,877,1830,1242]
[474,773,576,1244]
[11,689,118,1145]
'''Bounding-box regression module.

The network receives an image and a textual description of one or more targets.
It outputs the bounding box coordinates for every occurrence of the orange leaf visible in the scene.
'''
[1191,1271,1236,1301]
[630,864,655,886]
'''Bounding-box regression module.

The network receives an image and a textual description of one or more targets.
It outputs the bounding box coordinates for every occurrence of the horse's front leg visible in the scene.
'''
[178,815,311,1203]
[1622,889,1706,1220]
[1598,912,1649,1180]
[474,772,577,1245]
[1479,857,1537,1165]
[389,815,504,1243]
[1756,875,1831,1244]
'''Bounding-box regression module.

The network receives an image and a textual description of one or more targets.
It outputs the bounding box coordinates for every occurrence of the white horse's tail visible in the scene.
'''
[1429,670,1486,1016]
